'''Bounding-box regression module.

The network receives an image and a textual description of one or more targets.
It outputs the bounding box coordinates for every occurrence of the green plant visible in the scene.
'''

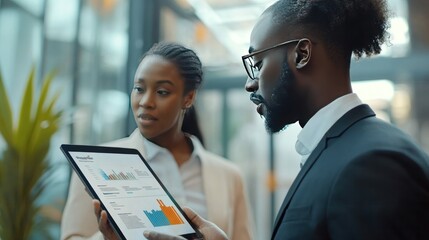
[0,67,62,240]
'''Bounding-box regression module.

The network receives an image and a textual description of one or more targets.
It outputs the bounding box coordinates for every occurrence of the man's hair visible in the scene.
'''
[266,0,390,60]
[143,41,203,94]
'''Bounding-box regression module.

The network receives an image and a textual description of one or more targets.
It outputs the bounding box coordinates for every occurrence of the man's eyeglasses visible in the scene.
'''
[241,39,301,80]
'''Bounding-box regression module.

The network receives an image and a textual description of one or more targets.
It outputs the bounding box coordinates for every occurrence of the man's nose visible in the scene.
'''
[245,77,259,92]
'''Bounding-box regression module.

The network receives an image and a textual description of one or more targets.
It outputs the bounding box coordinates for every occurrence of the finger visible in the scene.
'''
[99,210,119,240]
[143,231,186,240]
[93,199,101,219]
[182,207,205,227]
[182,207,228,240]
[99,210,109,232]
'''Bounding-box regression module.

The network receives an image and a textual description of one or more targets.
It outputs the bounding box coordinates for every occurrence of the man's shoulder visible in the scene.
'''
[353,117,416,144]
[339,116,429,165]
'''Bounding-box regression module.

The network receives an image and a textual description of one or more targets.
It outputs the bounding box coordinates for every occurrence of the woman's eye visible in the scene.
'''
[133,86,144,93]
[157,89,170,95]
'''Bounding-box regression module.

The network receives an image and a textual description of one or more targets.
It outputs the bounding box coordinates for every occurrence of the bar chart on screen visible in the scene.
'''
[67,149,198,238]
[100,169,137,180]
[144,199,185,227]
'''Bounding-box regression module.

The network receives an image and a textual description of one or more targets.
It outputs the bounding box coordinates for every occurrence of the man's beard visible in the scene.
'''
[263,60,297,133]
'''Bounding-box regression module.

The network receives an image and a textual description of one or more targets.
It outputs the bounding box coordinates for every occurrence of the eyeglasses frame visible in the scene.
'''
[241,38,305,80]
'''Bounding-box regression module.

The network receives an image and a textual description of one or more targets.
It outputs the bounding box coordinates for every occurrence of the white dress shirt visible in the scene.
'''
[295,93,363,166]
[142,135,207,218]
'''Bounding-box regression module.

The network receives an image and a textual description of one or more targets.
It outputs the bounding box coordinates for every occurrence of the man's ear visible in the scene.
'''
[294,38,312,69]
[183,90,196,109]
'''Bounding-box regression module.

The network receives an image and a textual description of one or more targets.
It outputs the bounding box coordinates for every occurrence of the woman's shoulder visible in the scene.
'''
[200,150,242,175]
[189,135,239,171]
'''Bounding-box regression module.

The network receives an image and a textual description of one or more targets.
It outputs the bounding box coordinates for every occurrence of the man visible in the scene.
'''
[241,1,429,239]
[99,0,429,239]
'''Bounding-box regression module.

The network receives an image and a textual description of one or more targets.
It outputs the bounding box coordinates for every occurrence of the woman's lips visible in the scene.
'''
[137,113,158,125]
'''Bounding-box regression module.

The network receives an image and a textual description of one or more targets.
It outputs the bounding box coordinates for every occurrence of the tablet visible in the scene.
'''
[60,144,203,240]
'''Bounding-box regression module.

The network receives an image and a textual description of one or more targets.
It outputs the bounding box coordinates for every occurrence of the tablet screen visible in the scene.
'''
[63,145,201,239]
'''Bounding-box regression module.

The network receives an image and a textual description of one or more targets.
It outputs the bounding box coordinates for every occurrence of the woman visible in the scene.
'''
[61,42,253,240]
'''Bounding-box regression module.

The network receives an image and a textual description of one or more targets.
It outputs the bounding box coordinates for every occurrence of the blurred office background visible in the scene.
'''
[1,0,429,238]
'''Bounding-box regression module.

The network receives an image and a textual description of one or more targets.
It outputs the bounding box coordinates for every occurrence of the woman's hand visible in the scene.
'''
[144,207,229,240]
[93,199,120,240]
[94,200,228,240]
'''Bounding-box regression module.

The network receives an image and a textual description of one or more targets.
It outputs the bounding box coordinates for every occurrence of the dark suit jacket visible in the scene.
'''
[271,104,429,240]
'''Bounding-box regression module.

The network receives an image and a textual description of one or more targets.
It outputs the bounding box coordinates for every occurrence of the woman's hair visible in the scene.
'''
[266,0,390,60]
[143,42,205,145]
[143,42,203,93]
[181,106,205,147]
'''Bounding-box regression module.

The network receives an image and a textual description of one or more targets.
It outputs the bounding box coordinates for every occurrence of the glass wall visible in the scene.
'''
[0,0,129,238]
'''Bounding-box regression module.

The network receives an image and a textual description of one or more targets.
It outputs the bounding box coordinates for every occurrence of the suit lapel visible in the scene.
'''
[271,104,375,239]
[271,134,328,239]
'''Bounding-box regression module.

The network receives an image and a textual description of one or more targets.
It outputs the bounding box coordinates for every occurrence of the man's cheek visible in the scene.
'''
[260,65,281,98]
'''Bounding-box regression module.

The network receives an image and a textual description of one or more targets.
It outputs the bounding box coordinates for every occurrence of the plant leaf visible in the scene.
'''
[0,69,14,144]
[15,66,35,152]
[0,67,62,240]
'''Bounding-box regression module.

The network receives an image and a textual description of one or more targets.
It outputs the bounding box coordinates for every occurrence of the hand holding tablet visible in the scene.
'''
[61,144,203,240]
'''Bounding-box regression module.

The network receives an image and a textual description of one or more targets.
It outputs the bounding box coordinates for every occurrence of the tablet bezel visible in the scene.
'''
[60,144,203,240]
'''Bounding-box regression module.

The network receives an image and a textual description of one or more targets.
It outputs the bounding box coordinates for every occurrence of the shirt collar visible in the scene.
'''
[295,93,363,161]
[142,134,204,162]
[185,134,205,161]
[142,137,166,161]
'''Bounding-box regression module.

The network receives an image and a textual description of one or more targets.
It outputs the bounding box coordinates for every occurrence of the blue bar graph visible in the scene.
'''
[99,169,137,180]
[143,199,184,227]
[100,170,109,180]
[143,209,170,227]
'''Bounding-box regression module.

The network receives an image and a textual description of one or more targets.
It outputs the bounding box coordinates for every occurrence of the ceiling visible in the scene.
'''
[176,0,276,61]
[164,0,429,87]
[175,0,412,63]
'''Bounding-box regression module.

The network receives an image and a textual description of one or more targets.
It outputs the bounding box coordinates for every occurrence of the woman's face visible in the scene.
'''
[131,55,195,141]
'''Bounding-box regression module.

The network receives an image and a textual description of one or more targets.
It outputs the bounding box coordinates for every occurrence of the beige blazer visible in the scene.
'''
[61,130,253,240]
